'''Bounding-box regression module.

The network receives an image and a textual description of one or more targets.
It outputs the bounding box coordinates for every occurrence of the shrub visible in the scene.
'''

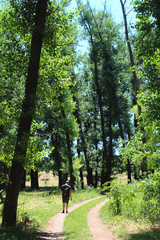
[103,171,160,224]
[139,171,160,223]
[103,180,135,216]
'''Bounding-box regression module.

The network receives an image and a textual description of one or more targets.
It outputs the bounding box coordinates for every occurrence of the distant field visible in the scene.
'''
[26,171,89,188]
[26,171,59,187]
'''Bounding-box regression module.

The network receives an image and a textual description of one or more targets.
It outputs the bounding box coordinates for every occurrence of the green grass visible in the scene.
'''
[64,196,106,240]
[100,199,160,240]
[17,187,62,228]
[0,226,38,240]
[0,187,101,240]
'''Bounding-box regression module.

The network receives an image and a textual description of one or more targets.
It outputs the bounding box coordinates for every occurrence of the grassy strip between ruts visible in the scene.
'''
[100,200,160,240]
[64,196,106,240]
[0,187,101,240]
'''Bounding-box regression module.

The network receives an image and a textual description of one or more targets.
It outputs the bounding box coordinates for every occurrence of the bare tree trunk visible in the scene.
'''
[92,49,108,185]
[73,102,84,188]
[73,102,92,186]
[106,104,113,182]
[51,134,63,188]
[2,0,48,226]
[120,0,140,128]
[31,170,39,189]
[77,138,84,189]
[61,110,75,189]
[93,97,99,188]
[118,120,132,183]
[20,169,26,190]
[81,124,92,186]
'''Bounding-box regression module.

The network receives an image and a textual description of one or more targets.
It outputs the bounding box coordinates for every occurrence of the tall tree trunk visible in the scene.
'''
[81,123,92,186]
[65,131,75,189]
[120,0,140,128]
[84,122,94,186]
[2,0,48,226]
[105,104,113,182]
[20,169,26,190]
[93,97,99,188]
[73,102,90,186]
[118,120,132,183]
[120,0,146,179]
[87,12,113,185]
[61,110,75,189]
[31,170,39,189]
[51,134,63,188]
[73,101,84,188]
[92,54,108,185]
[89,38,108,185]
[77,138,84,189]
[79,10,108,186]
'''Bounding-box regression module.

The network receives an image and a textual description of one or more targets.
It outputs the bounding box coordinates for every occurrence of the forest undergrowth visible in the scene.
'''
[101,171,160,240]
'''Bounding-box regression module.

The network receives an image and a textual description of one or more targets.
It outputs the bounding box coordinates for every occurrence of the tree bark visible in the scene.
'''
[2,0,48,226]
[51,134,63,188]
[84,122,93,186]
[65,131,75,189]
[61,109,75,189]
[89,36,108,185]
[77,138,84,189]
[73,101,84,188]
[92,53,108,185]
[81,122,92,186]
[118,120,132,183]
[31,170,39,189]
[93,97,99,188]
[73,102,91,186]
[105,104,113,182]
[20,169,26,190]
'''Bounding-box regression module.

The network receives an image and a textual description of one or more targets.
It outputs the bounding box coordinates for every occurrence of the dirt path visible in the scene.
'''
[37,196,118,240]
[87,199,118,240]
[37,196,101,240]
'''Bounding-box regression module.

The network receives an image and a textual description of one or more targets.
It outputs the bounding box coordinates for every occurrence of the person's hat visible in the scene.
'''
[66,180,69,183]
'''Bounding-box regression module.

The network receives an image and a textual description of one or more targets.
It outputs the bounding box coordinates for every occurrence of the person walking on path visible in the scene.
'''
[60,180,72,213]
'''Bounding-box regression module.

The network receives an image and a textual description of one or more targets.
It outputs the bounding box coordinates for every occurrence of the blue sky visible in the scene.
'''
[70,0,136,53]
[70,0,136,24]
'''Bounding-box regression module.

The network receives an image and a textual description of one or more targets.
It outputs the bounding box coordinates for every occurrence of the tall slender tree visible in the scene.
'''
[2,0,48,226]
[120,0,140,126]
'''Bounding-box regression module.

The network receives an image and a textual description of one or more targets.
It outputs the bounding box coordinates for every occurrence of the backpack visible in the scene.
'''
[63,187,68,197]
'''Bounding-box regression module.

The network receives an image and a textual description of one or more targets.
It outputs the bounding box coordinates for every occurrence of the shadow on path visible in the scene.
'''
[37,231,64,240]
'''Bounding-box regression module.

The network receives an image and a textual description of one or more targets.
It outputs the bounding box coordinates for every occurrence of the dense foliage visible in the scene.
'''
[0,0,160,227]
[103,170,160,224]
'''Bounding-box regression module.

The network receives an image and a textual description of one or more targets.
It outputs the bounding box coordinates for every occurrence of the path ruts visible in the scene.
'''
[37,196,101,240]
[87,199,118,240]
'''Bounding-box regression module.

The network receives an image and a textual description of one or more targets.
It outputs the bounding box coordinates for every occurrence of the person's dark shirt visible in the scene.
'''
[61,184,71,197]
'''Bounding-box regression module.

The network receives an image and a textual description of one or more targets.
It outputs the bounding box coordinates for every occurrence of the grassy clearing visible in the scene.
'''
[64,196,106,240]
[100,199,160,240]
[0,187,101,240]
